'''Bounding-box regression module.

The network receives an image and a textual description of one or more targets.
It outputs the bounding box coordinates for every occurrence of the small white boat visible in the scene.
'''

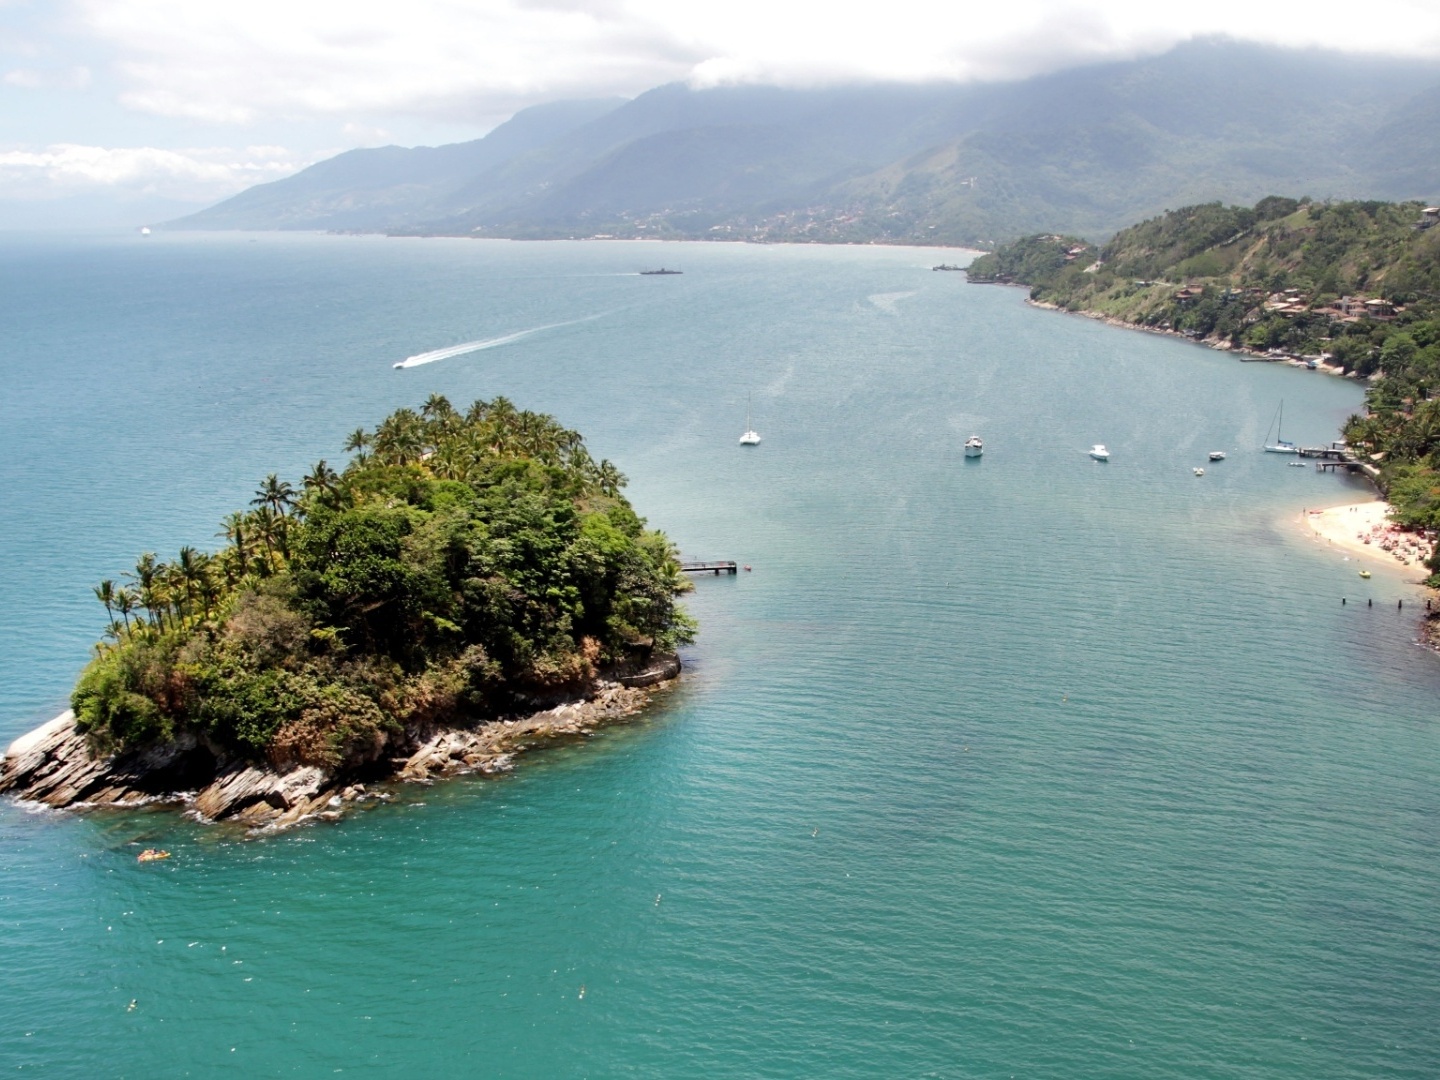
[1088,444,1110,461]
[1193,467,1205,476]
[964,435,983,458]
[139,226,151,236]
[739,393,761,446]
[1264,401,1298,453]
[1288,460,1307,467]
[1208,451,1226,461]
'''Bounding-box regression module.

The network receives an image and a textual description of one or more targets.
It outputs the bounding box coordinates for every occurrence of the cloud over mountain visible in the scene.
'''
[69,0,1440,128]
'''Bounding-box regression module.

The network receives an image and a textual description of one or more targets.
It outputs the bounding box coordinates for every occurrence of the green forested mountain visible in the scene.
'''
[970,197,1440,558]
[167,41,1440,247]
[75,398,693,765]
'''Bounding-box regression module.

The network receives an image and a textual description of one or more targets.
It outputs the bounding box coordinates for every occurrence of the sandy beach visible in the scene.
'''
[1301,499,1435,572]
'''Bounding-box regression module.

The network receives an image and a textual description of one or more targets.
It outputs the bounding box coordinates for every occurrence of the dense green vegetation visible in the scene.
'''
[75,397,694,764]
[963,235,1097,286]
[971,197,1440,571]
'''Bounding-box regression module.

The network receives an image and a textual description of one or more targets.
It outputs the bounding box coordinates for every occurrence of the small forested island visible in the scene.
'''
[0,396,694,828]
[969,198,1440,569]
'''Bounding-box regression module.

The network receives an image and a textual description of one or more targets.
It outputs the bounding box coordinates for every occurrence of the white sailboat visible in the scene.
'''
[739,394,761,445]
[1264,401,1298,454]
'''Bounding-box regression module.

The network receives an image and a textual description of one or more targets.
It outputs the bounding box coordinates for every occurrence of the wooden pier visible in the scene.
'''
[680,561,738,575]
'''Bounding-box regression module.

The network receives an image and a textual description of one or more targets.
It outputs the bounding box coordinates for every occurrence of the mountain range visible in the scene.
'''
[167,40,1440,246]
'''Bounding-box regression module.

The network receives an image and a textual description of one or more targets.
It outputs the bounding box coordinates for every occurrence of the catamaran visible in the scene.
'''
[1264,401,1298,453]
[739,394,761,445]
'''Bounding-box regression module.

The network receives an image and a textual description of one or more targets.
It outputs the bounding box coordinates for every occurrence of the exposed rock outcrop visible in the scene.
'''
[0,658,678,831]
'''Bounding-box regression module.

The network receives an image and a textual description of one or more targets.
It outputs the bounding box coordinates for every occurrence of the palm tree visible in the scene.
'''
[197,561,221,621]
[139,582,166,634]
[176,546,203,620]
[93,580,118,636]
[127,553,160,620]
[219,512,251,575]
[374,410,425,465]
[253,474,297,518]
[343,428,371,453]
[302,459,343,510]
[596,460,627,496]
[303,459,339,493]
[114,587,136,634]
[159,563,186,627]
[251,506,279,568]
[422,393,454,420]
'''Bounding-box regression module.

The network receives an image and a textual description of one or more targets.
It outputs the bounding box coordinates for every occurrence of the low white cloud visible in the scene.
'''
[65,0,1440,131]
[0,143,306,201]
[3,65,92,89]
[76,0,702,125]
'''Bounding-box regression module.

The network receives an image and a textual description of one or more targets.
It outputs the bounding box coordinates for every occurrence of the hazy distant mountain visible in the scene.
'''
[167,40,1440,245]
[169,98,626,232]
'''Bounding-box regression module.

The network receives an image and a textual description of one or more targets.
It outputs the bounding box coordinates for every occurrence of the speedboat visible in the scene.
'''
[964,435,983,458]
[1193,467,1205,476]
[1209,451,1226,461]
[1088,444,1110,461]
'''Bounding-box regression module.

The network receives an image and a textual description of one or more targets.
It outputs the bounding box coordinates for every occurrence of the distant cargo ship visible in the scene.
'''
[932,264,963,271]
[640,268,682,275]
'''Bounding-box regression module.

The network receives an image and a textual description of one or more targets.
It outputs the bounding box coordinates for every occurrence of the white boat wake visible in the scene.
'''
[393,314,606,369]
[867,291,916,315]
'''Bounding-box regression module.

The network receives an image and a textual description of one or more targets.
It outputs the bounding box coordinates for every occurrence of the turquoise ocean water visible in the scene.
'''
[1,233,1437,1077]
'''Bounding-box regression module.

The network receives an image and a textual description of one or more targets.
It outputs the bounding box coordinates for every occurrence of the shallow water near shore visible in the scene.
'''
[2,232,1439,1078]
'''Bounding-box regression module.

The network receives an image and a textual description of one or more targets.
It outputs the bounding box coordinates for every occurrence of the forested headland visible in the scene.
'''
[74,396,694,771]
[968,198,1440,564]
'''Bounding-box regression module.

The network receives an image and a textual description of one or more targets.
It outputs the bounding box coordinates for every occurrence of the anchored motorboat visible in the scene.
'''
[1193,467,1205,476]
[1209,451,1226,461]
[1089,444,1110,461]
[964,435,984,457]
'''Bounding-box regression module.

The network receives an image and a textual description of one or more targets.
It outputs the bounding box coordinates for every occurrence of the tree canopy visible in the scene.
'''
[73,397,694,765]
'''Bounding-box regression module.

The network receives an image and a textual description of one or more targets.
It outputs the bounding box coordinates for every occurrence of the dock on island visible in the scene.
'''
[680,561,738,575]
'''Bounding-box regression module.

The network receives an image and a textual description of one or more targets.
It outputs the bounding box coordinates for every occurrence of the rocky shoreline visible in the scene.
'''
[1024,297,1366,378]
[0,654,680,832]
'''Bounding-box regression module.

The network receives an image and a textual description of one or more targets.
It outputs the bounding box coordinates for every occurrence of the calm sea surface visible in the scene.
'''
[2,233,1437,1078]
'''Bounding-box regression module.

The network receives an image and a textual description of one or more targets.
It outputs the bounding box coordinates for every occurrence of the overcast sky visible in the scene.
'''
[4,0,1440,222]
